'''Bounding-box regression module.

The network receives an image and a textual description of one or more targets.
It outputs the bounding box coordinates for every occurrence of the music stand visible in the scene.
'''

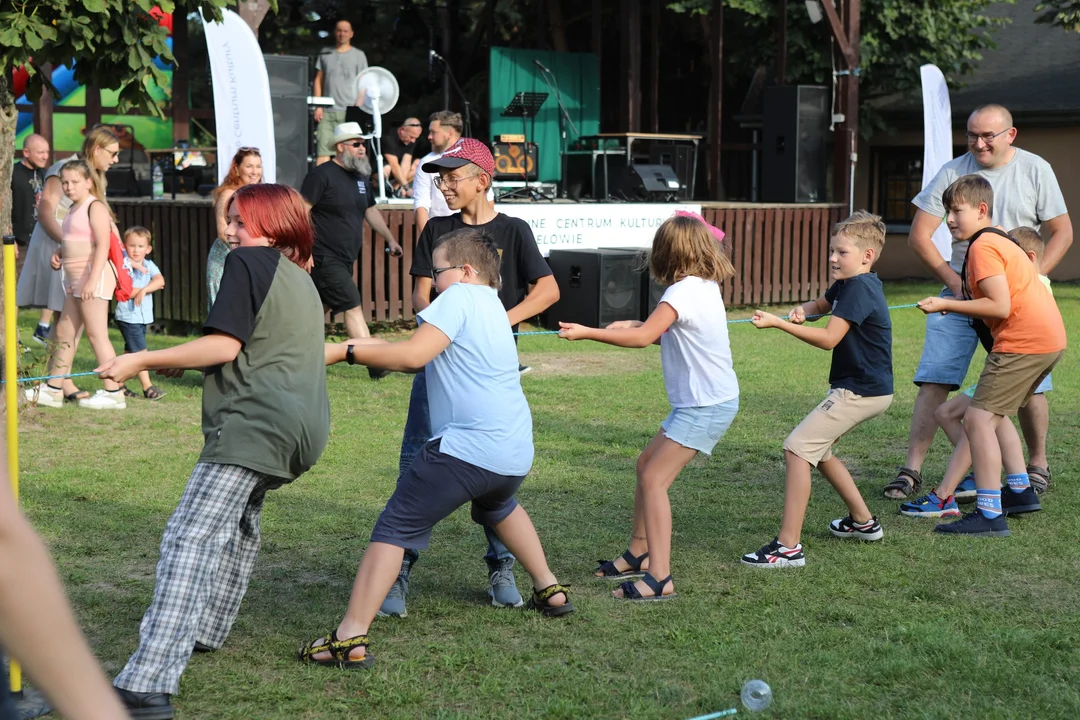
[497,91,551,201]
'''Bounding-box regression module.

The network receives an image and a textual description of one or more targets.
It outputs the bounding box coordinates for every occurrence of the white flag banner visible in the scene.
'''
[203,9,276,184]
[920,64,953,261]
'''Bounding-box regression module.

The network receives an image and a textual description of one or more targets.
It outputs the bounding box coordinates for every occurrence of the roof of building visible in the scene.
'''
[878,0,1080,124]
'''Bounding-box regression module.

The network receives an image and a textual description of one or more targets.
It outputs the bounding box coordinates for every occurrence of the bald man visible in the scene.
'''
[313,19,369,165]
[12,134,49,249]
[380,117,423,197]
[884,103,1072,502]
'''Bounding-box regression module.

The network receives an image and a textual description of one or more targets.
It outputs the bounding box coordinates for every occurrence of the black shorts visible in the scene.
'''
[311,256,361,314]
[370,439,525,549]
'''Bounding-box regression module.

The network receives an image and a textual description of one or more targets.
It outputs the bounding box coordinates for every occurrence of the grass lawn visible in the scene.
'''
[13,281,1080,719]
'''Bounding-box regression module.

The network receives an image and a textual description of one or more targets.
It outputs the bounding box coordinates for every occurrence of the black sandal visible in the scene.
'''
[883,467,923,500]
[615,572,677,602]
[1027,465,1051,495]
[64,389,90,403]
[594,549,649,580]
[144,385,167,401]
[526,583,574,618]
[297,630,374,669]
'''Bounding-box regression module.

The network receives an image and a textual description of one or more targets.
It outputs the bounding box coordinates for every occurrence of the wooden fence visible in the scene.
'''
[111,198,845,326]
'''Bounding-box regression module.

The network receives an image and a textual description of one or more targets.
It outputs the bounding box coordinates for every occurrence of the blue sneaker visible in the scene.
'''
[900,492,961,518]
[954,475,977,503]
[378,554,415,618]
[487,557,524,608]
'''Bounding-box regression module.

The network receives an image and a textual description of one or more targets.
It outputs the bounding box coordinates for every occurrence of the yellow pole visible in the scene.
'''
[3,235,22,694]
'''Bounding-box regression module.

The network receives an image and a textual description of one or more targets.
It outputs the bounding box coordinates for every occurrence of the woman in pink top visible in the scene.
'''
[27,160,125,410]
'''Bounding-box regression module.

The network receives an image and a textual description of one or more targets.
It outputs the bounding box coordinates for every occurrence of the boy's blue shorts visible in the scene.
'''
[115,320,148,354]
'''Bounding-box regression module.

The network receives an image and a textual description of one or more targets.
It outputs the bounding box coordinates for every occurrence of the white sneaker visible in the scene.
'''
[78,389,127,410]
[23,385,64,408]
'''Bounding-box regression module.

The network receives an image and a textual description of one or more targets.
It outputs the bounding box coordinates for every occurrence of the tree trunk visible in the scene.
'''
[0,73,17,365]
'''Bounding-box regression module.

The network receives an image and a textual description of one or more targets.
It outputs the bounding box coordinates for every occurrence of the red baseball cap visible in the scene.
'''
[422,138,496,177]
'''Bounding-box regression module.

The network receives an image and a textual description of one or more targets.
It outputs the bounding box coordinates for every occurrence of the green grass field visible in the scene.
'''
[14,281,1080,719]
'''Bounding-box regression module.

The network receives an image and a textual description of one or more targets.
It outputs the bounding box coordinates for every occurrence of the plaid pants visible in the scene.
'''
[114,463,286,694]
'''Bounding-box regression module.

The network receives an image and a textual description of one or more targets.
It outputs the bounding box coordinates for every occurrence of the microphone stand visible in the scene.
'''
[434,54,474,138]
[535,64,579,200]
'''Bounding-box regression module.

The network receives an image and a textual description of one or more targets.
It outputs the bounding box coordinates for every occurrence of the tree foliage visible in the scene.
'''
[1034,0,1080,31]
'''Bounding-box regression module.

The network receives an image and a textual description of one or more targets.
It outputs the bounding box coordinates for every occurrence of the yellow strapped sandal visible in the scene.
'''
[526,583,574,618]
[297,630,374,669]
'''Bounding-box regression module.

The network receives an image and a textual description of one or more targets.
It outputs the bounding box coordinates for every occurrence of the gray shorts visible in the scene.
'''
[370,439,525,550]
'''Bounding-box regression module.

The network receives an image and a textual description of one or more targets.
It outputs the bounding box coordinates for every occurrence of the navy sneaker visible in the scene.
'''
[488,557,524,607]
[1001,486,1042,516]
[115,687,174,720]
[900,493,961,519]
[741,538,806,568]
[934,511,1010,537]
[829,515,884,541]
[31,324,50,344]
[954,475,977,503]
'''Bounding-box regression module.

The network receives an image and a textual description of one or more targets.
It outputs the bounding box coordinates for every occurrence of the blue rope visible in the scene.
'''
[5,371,99,386]
[514,302,921,335]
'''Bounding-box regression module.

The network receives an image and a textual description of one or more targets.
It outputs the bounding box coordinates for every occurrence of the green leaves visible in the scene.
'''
[1035,0,1080,31]
[81,0,106,11]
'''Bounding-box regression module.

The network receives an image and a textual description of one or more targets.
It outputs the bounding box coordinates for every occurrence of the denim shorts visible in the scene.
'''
[913,288,980,390]
[115,320,148,353]
[660,397,739,455]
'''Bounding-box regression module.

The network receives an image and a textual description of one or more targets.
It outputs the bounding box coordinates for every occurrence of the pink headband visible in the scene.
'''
[675,210,726,244]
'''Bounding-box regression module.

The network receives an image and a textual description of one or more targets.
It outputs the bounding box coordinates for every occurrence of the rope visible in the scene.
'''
[513,303,921,335]
[5,371,99,386]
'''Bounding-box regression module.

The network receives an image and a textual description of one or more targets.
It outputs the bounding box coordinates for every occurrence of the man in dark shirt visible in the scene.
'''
[378,138,559,618]
[301,122,402,343]
[11,134,49,252]
[380,118,423,197]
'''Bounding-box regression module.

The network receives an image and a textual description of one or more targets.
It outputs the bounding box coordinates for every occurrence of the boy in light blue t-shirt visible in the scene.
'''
[114,226,166,400]
[299,228,572,670]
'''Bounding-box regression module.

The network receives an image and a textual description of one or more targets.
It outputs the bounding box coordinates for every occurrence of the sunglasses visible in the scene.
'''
[343,141,365,148]
[431,265,465,279]
[238,146,261,154]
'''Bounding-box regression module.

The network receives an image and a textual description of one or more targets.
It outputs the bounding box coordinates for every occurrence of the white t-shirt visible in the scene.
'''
[658,275,739,408]
[413,151,452,218]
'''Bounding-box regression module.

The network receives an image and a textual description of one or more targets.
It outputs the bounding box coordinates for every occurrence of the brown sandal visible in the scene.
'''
[883,467,923,500]
[1027,465,1051,495]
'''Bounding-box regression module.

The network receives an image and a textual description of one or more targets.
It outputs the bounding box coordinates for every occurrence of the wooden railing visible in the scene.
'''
[111,198,845,326]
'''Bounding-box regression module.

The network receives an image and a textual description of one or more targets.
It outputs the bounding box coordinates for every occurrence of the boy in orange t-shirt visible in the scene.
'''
[917,174,1065,537]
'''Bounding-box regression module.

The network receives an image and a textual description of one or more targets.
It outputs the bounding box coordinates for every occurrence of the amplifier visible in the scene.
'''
[492,142,539,181]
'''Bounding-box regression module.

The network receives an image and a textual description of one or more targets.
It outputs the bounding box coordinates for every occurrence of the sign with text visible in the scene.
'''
[495,203,703,255]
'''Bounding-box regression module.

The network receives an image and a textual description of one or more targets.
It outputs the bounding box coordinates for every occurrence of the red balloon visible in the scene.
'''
[12,66,29,98]
[149,6,173,34]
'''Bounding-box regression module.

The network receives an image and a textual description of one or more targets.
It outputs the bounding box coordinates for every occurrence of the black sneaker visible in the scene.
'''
[1001,486,1042,516]
[934,511,1010,537]
[519,364,532,375]
[31,324,50,344]
[829,515,884,541]
[115,687,174,719]
[741,538,806,568]
[368,367,391,380]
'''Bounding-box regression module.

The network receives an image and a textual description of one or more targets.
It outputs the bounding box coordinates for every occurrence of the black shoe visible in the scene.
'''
[115,686,174,719]
[518,364,532,375]
[193,641,215,653]
[368,367,391,380]
[934,511,1010,537]
[1001,486,1042,516]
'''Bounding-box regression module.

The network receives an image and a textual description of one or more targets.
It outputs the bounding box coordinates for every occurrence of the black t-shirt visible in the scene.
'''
[823,272,893,397]
[11,161,43,245]
[202,247,330,479]
[301,161,374,264]
[380,131,415,165]
[410,213,552,311]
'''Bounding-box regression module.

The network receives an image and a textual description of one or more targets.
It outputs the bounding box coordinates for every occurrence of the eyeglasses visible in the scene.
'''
[433,173,480,190]
[403,123,423,128]
[431,265,465,279]
[343,141,365,148]
[965,128,1012,144]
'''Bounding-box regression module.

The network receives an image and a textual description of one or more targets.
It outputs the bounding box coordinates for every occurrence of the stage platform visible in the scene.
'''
[110,196,844,325]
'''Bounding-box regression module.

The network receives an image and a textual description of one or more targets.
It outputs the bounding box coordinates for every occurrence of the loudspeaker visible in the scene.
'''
[617,164,681,202]
[263,55,311,190]
[600,247,670,319]
[648,144,696,200]
[762,85,830,203]
[545,249,642,329]
[492,142,539,181]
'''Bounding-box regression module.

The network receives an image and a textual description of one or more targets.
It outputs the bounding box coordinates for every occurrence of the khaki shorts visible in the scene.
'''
[784,388,893,466]
[315,109,347,158]
[971,351,1063,416]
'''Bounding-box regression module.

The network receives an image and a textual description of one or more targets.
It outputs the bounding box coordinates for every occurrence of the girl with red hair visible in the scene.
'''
[207,147,263,311]
[95,184,328,718]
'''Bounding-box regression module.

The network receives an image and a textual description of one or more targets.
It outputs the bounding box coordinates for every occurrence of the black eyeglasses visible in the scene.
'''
[403,123,423,128]
[343,141,364,148]
[965,128,1012,144]
[431,265,464,279]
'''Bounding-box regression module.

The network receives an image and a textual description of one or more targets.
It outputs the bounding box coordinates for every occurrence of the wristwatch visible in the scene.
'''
[346,344,356,365]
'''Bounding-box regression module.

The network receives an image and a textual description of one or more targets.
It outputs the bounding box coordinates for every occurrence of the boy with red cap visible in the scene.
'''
[377,138,560,618]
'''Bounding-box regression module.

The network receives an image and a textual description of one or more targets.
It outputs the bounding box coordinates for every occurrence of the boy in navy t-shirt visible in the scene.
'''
[299,228,572,670]
[742,211,894,568]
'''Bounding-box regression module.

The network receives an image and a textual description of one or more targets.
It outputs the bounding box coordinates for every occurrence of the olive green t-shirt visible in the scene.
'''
[200,247,329,480]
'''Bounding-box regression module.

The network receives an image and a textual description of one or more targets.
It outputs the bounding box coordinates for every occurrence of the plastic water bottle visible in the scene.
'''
[741,680,773,712]
[152,163,164,198]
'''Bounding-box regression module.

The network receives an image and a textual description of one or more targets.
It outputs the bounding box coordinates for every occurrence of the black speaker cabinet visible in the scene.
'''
[762,85,830,203]
[545,249,643,329]
[648,144,696,200]
[601,247,670,320]
[616,163,681,202]
[263,55,311,190]
[492,142,539,181]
